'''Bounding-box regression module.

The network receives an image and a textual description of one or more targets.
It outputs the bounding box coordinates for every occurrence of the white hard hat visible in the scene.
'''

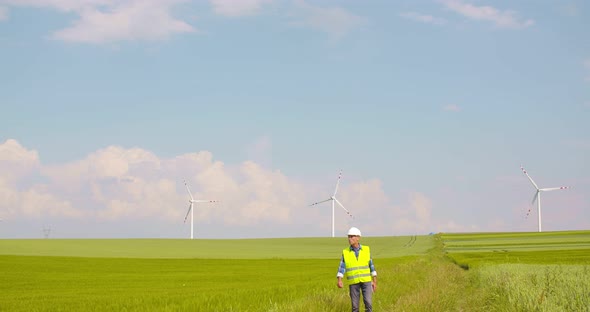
[347,227,361,236]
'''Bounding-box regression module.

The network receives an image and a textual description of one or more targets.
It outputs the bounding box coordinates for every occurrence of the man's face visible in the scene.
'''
[348,235,360,246]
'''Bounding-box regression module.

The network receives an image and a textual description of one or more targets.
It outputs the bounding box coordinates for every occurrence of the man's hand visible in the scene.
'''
[372,281,377,292]
[337,278,343,288]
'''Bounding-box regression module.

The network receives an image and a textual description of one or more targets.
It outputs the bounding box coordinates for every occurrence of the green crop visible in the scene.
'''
[441,230,590,311]
[1,231,588,311]
[0,235,432,259]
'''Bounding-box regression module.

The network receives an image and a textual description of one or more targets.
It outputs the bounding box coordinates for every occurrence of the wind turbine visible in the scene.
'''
[520,165,569,232]
[309,170,354,237]
[183,180,219,239]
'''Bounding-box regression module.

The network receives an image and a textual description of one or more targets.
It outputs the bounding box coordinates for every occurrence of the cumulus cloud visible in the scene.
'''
[334,180,462,236]
[441,0,534,29]
[0,0,105,11]
[290,0,365,39]
[2,0,195,44]
[0,139,477,237]
[0,139,310,230]
[399,12,447,25]
[0,185,77,219]
[0,139,40,182]
[209,0,272,17]
[409,192,432,222]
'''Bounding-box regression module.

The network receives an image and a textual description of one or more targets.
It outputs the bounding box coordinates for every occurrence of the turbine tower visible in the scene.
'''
[309,170,354,237]
[183,180,219,239]
[520,165,569,232]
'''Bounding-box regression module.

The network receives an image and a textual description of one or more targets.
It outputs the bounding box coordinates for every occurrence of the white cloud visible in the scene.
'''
[0,139,310,230]
[399,12,447,26]
[290,0,365,39]
[0,139,40,182]
[443,104,461,112]
[209,0,272,17]
[0,0,109,12]
[339,179,391,220]
[0,139,502,238]
[409,192,432,222]
[54,1,195,43]
[0,185,73,219]
[441,0,534,29]
[2,0,195,44]
[0,139,38,163]
[335,180,459,236]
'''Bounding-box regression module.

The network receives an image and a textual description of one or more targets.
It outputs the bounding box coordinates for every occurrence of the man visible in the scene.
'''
[337,227,377,312]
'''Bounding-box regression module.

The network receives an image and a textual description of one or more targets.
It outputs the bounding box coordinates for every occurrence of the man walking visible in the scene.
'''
[337,227,377,312]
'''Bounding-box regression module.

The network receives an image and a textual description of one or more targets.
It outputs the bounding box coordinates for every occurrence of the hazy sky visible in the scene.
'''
[1,0,589,239]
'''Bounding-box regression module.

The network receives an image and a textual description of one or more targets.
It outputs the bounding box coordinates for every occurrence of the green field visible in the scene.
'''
[442,231,590,311]
[1,231,589,311]
[0,236,432,259]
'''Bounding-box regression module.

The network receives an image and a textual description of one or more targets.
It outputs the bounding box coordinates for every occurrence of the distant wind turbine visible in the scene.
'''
[309,170,354,237]
[520,165,569,232]
[183,180,219,239]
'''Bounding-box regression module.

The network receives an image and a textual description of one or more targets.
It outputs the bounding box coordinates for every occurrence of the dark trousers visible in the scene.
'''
[349,281,373,312]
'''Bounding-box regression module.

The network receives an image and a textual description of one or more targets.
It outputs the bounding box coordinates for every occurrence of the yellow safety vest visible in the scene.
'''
[342,245,372,285]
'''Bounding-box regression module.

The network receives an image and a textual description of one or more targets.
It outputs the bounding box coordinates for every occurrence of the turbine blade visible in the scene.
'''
[521,165,540,190]
[309,198,332,206]
[184,180,195,201]
[193,200,221,203]
[184,203,192,223]
[540,186,568,192]
[525,207,532,218]
[531,191,539,206]
[333,170,343,196]
[334,197,354,219]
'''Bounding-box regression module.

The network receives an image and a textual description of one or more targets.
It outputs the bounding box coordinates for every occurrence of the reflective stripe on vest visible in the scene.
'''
[342,245,372,285]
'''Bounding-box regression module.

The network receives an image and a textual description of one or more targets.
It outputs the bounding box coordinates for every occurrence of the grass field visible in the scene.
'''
[0,235,432,259]
[1,231,588,311]
[1,235,446,312]
[441,230,590,267]
[442,231,590,312]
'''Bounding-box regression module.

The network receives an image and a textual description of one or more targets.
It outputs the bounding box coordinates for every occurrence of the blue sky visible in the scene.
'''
[1,0,589,239]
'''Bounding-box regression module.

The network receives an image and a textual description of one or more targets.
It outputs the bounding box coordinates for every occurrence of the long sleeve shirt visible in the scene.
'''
[336,244,377,278]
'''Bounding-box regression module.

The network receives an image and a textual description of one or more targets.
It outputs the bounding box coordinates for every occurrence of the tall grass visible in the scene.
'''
[442,231,590,312]
[0,256,343,312]
[475,264,590,312]
[1,254,469,311]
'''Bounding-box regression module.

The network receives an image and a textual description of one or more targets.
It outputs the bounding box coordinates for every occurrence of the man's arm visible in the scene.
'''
[337,255,346,288]
[369,258,377,291]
